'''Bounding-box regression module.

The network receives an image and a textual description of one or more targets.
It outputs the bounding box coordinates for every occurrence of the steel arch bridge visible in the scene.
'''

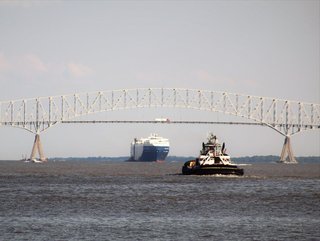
[1,88,319,163]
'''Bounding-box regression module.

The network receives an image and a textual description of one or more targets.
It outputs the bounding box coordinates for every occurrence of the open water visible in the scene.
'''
[0,161,319,241]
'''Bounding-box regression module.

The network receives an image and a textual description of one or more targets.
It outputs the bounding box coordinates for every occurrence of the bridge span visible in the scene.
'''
[1,88,319,163]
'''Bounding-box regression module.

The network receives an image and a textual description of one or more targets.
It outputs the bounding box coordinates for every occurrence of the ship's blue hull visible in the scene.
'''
[137,145,169,162]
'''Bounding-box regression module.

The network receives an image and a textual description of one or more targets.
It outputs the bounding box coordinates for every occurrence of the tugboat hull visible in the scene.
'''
[182,162,244,176]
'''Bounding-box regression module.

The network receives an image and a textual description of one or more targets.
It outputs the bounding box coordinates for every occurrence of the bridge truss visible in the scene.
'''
[1,88,319,163]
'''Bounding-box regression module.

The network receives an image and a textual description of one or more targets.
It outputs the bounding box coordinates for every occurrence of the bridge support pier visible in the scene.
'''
[279,135,297,163]
[29,134,47,162]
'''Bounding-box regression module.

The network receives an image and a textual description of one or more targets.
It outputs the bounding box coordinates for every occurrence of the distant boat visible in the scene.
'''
[30,158,46,163]
[155,118,170,123]
[127,133,170,162]
[182,133,244,176]
[21,154,47,163]
[20,154,27,162]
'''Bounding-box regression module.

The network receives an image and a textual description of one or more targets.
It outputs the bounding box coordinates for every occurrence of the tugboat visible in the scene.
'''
[182,133,244,176]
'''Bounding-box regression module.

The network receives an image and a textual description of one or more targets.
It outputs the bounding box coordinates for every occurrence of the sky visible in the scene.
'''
[0,0,319,160]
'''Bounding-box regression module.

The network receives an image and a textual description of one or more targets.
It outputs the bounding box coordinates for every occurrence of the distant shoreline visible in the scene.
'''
[2,155,319,163]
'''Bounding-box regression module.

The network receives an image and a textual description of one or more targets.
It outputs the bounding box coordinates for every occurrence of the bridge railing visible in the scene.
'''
[1,88,319,135]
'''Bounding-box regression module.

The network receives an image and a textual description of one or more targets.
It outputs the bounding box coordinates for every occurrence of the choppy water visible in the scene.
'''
[0,161,319,241]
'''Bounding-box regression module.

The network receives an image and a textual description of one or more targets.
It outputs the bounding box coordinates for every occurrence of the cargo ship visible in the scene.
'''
[128,134,170,162]
[182,133,244,175]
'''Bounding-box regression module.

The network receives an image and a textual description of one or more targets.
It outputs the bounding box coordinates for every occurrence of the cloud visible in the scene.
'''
[0,53,48,74]
[195,70,212,82]
[0,53,94,91]
[0,53,51,87]
[0,53,11,71]
[67,62,93,78]
[23,54,48,73]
